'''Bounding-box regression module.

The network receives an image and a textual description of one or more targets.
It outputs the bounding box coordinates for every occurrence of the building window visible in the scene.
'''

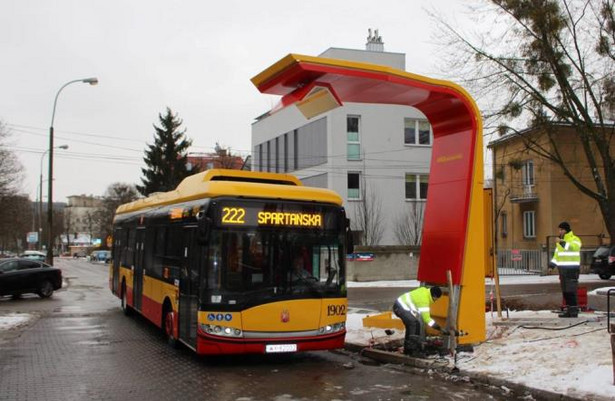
[501,211,508,238]
[522,160,534,186]
[347,172,360,200]
[405,173,429,200]
[404,118,432,145]
[275,137,279,173]
[347,116,361,160]
[293,129,298,170]
[283,133,288,172]
[266,141,271,173]
[523,211,536,238]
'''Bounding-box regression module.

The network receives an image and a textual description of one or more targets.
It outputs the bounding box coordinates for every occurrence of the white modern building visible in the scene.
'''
[251,33,433,245]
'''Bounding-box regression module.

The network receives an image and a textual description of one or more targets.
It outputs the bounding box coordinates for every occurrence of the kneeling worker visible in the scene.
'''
[393,286,445,356]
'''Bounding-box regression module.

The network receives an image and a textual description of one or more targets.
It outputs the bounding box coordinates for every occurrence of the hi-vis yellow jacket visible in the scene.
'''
[396,287,437,327]
[551,230,582,268]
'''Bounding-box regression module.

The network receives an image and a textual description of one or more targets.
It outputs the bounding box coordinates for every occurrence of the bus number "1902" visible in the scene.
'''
[222,207,246,224]
[327,305,346,316]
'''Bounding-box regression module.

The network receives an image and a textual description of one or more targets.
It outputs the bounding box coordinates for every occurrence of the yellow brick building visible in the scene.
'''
[489,124,609,270]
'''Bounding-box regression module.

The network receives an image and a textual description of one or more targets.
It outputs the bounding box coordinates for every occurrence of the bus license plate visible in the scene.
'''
[265,344,297,353]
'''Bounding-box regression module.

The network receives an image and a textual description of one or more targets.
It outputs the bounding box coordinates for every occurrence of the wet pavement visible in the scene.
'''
[0,259,525,400]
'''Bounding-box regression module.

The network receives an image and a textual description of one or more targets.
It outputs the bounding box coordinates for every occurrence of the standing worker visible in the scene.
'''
[393,286,446,356]
[549,221,582,318]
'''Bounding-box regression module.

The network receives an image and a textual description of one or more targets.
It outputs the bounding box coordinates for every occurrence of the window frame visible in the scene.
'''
[347,172,361,200]
[405,173,429,201]
[523,210,536,239]
[404,118,432,146]
[522,160,534,186]
[346,115,361,161]
[501,211,508,238]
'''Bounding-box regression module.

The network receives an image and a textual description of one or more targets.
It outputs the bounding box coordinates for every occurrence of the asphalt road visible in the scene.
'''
[0,258,551,400]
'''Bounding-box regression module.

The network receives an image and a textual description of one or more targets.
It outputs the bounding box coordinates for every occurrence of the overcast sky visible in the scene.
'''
[1,0,478,203]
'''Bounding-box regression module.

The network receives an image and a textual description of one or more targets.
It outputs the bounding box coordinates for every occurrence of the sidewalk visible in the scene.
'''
[346,308,615,401]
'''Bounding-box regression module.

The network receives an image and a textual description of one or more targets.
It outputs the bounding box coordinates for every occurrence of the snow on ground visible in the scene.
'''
[346,309,615,400]
[347,273,608,288]
[0,313,33,331]
[456,310,615,400]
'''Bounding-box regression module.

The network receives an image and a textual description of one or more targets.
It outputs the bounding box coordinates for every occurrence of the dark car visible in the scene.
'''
[590,246,615,280]
[0,258,62,298]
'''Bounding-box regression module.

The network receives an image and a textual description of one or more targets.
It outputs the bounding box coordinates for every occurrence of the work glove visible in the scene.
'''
[441,328,449,335]
[548,261,557,269]
[432,323,441,332]
[559,240,566,248]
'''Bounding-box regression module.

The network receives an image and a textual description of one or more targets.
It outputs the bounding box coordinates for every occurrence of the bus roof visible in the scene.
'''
[116,169,343,215]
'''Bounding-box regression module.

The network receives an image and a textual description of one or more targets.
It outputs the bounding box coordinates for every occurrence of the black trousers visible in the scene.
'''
[393,301,421,352]
[558,266,580,309]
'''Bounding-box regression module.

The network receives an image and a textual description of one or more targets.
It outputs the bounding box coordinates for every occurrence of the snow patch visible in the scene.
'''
[0,313,33,330]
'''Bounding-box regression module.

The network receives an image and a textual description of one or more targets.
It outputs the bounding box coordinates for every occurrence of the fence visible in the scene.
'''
[498,235,608,275]
[496,249,544,275]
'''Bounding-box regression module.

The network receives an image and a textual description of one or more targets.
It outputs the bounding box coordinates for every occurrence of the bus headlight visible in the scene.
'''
[318,322,345,335]
[199,323,243,338]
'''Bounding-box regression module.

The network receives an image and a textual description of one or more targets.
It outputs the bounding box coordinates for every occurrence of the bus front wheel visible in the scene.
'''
[163,306,179,349]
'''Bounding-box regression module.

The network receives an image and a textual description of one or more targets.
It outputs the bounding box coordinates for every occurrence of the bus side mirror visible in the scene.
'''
[345,218,354,255]
[198,217,212,244]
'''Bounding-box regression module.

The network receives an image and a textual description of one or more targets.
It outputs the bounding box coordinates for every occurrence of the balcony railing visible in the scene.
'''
[510,184,539,203]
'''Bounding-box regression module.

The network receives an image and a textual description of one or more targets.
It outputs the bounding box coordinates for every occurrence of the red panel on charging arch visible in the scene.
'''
[418,128,475,285]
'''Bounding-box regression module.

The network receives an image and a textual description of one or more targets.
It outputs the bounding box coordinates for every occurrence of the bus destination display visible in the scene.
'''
[217,202,336,229]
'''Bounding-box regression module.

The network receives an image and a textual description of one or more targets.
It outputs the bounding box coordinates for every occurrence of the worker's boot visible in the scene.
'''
[558,306,578,318]
[404,336,426,358]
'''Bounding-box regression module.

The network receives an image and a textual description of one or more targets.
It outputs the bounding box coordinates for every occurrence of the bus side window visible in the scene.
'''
[124,229,136,267]
[120,229,130,267]
[113,228,123,267]
[145,227,157,276]
[154,226,166,278]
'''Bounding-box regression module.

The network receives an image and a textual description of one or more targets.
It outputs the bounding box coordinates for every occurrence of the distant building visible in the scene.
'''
[64,195,103,244]
[187,143,246,171]
[251,30,433,245]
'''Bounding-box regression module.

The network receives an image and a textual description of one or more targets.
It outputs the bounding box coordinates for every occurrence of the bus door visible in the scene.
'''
[111,229,122,294]
[179,226,200,348]
[133,228,146,311]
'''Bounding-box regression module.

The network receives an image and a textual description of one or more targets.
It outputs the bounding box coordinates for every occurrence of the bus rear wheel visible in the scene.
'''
[121,282,132,316]
[163,307,179,349]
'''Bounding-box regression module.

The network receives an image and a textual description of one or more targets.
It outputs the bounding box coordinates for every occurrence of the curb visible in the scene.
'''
[344,343,608,401]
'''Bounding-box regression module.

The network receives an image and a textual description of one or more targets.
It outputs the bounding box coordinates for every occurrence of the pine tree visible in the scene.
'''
[137,108,195,196]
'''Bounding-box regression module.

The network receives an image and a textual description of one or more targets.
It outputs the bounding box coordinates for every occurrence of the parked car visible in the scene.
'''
[89,250,111,263]
[0,258,62,298]
[19,250,47,262]
[590,246,615,280]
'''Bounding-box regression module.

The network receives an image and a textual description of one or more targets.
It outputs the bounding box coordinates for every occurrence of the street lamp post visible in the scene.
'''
[39,145,68,250]
[47,77,98,265]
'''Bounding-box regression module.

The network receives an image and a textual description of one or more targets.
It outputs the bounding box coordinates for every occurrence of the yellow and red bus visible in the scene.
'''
[109,169,351,355]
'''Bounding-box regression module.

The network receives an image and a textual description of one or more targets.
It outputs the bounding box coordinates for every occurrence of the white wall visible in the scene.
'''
[252,101,432,245]
[251,47,433,245]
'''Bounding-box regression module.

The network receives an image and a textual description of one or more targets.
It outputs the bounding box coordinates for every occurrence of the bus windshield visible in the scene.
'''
[203,229,345,306]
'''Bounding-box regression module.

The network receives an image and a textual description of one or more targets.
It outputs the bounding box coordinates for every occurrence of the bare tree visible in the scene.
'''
[63,208,73,251]
[394,201,425,246]
[94,182,139,242]
[0,195,32,253]
[434,0,615,240]
[353,178,385,246]
[0,121,23,200]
